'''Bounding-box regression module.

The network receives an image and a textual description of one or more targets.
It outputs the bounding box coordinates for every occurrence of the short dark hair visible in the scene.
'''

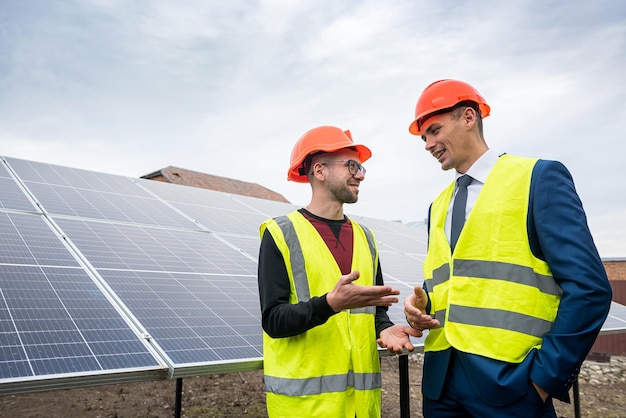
[299,151,324,176]
[450,100,484,136]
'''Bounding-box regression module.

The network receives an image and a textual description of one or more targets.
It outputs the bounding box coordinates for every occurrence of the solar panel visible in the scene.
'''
[138,177,247,209]
[0,265,156,374]
[5,157,145,195]
[138,178,294,234]
[601,302,626,335]
[217,234,262,261]
[234,194,301,218]
[97,270,261,365]
[0,212,80,267]
[53,219,257,275]
[22,181,198,229]
[352,214,428,254]
[0,211,165,394]
[163,200,268,235]
[0,162,38,213]
[0,154,624,396]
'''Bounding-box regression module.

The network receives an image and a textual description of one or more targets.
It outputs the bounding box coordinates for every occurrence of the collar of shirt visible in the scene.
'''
[454,148,499,188]
[445,149,501,240]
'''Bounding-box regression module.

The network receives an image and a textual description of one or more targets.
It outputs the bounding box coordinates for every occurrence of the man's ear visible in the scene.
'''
[311,161,324,179]
[463,107,477,129]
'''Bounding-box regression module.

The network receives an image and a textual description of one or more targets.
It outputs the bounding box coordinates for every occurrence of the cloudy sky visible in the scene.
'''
[1,0,625,258]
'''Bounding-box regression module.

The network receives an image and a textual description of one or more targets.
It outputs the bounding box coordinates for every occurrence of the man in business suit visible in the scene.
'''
[403,79,613,417]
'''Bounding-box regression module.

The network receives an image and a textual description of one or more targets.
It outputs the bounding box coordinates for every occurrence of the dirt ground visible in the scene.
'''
[1,355,625,418]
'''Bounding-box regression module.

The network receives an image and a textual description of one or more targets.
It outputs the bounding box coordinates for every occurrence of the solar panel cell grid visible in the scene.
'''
[234,194,299,218]
[0,178,36,212]
[55,219,258,275]
[167,202,267,234]
[0,265,162,380]
[6,157,150,196]
[92,268,262,364]
[0,213,80,267]
[24,182,197,228]
[215,234,260,260]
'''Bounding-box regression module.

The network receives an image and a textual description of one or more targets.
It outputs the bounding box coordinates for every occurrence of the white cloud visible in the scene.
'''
[1,0,625,257]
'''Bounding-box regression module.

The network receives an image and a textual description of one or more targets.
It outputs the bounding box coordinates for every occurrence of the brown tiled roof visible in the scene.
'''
[141,166,290,203]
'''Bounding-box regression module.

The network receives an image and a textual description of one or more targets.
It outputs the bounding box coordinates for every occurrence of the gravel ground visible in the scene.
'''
[1,355,624,417]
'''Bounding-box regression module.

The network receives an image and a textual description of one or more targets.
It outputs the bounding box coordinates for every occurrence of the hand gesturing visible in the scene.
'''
[326,270,400,312]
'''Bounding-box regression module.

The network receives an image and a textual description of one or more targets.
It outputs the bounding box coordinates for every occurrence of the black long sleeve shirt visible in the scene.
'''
[257,209,395,339]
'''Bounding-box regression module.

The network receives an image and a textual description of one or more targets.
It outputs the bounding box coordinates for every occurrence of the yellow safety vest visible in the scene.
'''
[260,211,382,418]
[423,155,562,363]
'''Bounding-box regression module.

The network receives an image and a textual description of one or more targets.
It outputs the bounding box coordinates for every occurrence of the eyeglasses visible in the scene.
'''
[320,159,366,176]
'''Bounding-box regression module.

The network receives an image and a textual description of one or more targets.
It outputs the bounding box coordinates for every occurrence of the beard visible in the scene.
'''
[328,177,359,204]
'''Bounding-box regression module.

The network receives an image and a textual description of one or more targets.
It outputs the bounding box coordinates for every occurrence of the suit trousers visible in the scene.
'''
[422,350,557,418]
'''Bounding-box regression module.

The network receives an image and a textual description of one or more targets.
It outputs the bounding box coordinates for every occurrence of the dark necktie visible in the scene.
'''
[450,174,473,252]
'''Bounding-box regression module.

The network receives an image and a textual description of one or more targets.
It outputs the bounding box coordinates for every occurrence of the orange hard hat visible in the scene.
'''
[408,79,491,136]
[287,125,372,183]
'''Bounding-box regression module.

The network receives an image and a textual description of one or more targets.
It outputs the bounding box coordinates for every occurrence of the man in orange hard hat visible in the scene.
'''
[258,125,421,417]
[403,79,612,417]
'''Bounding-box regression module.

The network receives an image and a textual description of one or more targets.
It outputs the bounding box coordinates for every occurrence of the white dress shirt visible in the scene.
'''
[444,149,501,242]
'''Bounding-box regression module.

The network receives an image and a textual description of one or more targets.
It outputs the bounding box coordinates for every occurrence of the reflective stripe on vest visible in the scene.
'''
[423,155,561,363]
[425,258,562,332]
[455,259,562,297]
[274,215,310,301]
[352,224,377,316]
[447,305,552,337]
[264,370,382,396]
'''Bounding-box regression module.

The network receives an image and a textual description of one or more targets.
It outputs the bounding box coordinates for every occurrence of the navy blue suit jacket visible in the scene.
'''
[423,159,612,405]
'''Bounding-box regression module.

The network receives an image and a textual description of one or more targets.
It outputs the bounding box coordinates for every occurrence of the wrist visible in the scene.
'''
[324,293,339,313]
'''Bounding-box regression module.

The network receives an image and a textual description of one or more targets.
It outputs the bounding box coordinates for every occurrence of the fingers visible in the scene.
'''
[404,293,416,309]
[331,270,405,311]
[386,345,406,355]
[407,313,440,330]
[411,286,428,311]
[387,287,401,296]
[404,292,439,330]
[414,286,426,297]
[343,270,360,283]
[405,325,422,338]
[399,323,423,339]
[378,325,420,354]
[342,271,399,296]
[404,294,420,316]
